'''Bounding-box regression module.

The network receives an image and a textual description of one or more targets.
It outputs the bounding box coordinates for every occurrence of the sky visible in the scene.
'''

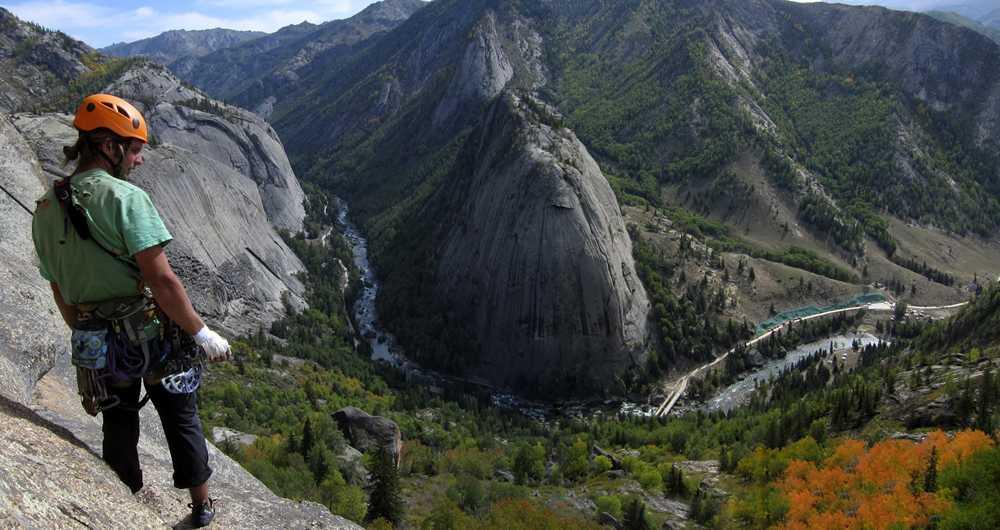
[2,0,386,47]
[2,0,995,49]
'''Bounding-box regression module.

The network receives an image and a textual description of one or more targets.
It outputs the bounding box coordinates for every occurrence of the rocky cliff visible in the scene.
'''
[776,0,1000,144]
[0,7,92,113]
[166,0,425,118]
[0,9,360,523]
[108,64,307,233]
[434,94,649,393]
[168,0,1000,392]
[0,111,358,527]
[101,28,266,66]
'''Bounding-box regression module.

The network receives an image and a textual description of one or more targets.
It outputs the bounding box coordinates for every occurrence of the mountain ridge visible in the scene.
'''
[256,0,1000,390]
[101,28,266,65]
[167,0,427,118]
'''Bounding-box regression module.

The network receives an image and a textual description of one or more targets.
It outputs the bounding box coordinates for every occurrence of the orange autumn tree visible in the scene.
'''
[776,430,994,530]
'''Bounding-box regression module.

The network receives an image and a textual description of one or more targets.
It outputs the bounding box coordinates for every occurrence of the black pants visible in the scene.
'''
[101,379,212,492]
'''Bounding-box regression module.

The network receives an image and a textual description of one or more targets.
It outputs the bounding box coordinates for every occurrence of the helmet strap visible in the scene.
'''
[92,137,127,178]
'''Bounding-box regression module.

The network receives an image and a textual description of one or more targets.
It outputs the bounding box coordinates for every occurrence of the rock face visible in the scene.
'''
[0,8,92,112]
[0,116,70,405]
[435,94,649,394]
[431,11,514,128]
[0,115,358,528]
[108,64,307,233]
[0,394,165,529]
[781,1,1000,144]
[21,356,361,529]
[9,111,305,337]
[166,0,426,117]
[101,28,266,66]
[332,406,403,466]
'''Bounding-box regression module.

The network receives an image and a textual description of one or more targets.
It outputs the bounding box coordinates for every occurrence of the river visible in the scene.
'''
[334,198,409,367]
[332,198,886,420]
[333,199,557,418]
[701,332,886,413]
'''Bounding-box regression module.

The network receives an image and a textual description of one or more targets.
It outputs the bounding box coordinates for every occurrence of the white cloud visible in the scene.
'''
[5,0,384,46]
[6,1,116,30]
[147,9,326,32]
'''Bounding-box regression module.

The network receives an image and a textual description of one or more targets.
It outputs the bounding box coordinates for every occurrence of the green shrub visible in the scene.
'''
[595,495,622,520]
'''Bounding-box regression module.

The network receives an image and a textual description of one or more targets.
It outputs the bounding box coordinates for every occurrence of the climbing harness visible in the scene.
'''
[56,175,206,416]
[72,294,207,415]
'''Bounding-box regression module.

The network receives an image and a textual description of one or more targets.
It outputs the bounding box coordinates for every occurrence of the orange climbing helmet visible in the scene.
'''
[72,94,148,143]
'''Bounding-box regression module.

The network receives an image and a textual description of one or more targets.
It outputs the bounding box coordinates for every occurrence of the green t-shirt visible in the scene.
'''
[32,169,172,305]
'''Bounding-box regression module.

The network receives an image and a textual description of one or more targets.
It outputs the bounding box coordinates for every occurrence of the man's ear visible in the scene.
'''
[97,137,114,157]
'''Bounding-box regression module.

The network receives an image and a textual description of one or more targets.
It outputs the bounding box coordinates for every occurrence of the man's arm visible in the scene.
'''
[134,245,204,335]
[50,283,78,328]
[135,245,230,361]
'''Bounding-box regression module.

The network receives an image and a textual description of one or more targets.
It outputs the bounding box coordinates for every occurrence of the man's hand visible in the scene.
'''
[193,326,231,362]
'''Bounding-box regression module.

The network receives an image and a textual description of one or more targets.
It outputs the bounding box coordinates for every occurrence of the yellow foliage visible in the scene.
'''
[775,430,992,530]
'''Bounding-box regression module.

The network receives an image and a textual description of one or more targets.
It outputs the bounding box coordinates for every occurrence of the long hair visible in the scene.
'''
[63,129,123,168]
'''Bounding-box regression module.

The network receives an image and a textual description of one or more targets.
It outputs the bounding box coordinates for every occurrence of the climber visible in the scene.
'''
[31,93,229,528]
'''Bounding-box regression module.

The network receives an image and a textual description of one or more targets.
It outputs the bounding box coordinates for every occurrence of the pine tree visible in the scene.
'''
[665,464,687,496]
[622,498,652,530]
[301,418,314,456]
[975,367,995,434]
[955,377,976,428]
[367,446,403,526]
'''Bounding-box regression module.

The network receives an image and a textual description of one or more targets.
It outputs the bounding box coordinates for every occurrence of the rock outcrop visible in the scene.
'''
[9,111,305,337]
[0,7,92,112]
[13,355,361,529]
[108,64,307,233]
[434,94,649,395]
[0,113,359,527]
[431,11,514,128]
[333,406,403,467]
[0,116,69,404]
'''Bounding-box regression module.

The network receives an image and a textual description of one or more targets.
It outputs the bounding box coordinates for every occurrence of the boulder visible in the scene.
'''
[332,406,402,466]
[212,427,258,447]
[335,445,369,486]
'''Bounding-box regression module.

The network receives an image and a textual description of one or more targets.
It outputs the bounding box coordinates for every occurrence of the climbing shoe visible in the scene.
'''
[188,499,215,528]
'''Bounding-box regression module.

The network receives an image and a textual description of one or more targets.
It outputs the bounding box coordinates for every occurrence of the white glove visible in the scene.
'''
[193,326,231,362]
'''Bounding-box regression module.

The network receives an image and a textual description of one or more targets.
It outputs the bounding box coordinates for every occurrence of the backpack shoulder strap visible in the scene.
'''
[55,176,141,277]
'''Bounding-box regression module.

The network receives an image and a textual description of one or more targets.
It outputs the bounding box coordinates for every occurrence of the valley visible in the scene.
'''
[2,0,1000,528]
